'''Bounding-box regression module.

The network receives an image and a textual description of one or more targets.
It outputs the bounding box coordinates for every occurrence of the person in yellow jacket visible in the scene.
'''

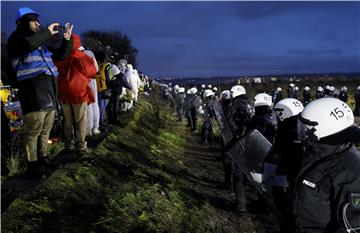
[95,52,113,126]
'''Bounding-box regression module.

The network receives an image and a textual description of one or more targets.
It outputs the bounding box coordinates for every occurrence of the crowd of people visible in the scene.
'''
[160,82,360,233]
[1,6,360,233]
[1,7,152,177]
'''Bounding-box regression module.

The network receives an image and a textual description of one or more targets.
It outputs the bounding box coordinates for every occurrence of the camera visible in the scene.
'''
[53,25,66,32]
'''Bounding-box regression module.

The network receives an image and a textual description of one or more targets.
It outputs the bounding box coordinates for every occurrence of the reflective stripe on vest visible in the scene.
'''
[11,47,58,81]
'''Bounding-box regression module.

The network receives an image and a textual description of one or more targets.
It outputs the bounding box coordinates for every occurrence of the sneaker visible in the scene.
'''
[92,128,101,135]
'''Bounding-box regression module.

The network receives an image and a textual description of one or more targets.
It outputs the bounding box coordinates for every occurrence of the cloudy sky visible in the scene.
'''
[1,1,359,78]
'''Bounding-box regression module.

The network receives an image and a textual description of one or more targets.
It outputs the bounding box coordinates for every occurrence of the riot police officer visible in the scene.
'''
[249,93,277,143]
[302,86,311,105]
[226,85,253,213]
[294,98,360,233]
[264,98,305,233]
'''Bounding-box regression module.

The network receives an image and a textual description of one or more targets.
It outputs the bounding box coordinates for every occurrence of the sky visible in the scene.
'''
[1,1,360,79]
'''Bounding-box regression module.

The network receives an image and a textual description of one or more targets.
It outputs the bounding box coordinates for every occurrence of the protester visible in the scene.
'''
[80,46,101,136]
[95,52,112,126]
[108,65,130,124]
[294,98,360,233]
[55,34,97,155]
[7,7,73,177]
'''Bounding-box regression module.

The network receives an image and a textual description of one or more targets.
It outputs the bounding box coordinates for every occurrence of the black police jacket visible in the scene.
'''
[249,105,277,143]
[225,95,252,138]
[293,142,360,233]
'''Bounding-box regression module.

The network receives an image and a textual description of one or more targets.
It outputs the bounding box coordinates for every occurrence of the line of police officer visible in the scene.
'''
[161,82,360,233]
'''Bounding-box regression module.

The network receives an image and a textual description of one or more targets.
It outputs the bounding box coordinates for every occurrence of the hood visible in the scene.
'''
[72,34,81,51]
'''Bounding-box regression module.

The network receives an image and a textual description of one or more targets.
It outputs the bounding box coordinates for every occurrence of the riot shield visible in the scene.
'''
[211,100,233,145]
[225,128,271,184]
[225,129,285,219]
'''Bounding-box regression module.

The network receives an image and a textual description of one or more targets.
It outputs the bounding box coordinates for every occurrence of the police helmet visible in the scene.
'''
[178,87,185,93]
[289,83,295,88]
[190,87,198,94]
[276,87,282,92]
[254,93,272,107]
[274,98,304,122]
[207,84,212,89]
[204,89,214,98]
[299,98,354,139]
[304,86,310,91]
[221,90,231,100]
[317,86,324,92]
[341,86,347,92]
[212,87,218,91]
[201,84,205,89]
[230,85,246,98]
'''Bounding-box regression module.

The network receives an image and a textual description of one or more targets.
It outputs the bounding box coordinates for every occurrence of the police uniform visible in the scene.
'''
[293,142,360,233]
[225,95,253,211]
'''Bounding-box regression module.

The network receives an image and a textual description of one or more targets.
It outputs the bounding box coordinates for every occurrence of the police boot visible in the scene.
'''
[26,161,44,179]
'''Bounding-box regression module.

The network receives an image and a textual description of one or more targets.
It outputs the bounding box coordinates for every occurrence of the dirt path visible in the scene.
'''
[179,122,280,233]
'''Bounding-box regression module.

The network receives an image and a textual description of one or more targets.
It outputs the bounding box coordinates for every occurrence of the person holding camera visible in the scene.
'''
[7,7,73,178]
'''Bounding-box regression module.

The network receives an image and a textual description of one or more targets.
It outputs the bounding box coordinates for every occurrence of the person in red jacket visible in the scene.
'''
[55,34,97,155]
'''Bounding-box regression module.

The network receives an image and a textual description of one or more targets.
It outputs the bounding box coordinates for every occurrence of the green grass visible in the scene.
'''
[1,95,208,233]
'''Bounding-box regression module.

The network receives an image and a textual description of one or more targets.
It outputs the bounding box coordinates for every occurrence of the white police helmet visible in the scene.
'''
[330,86,335,92]
[299,98,354,139]
[317,86,324,92]
[276,87,282,92]
[186,89,192,95]
[294,86,299,91]
[190,87,198,94]
[201,84,205,89]
[213,87,218,91]
[221,90,231,100]
[207,84,212,89]
[325,85,331,90]
[357,85,360,91]
[254,93,272,107]
[178,87,185,93]
[204,89,214,98]
[230,85,246,98]
[304,86,310,91]
[289,83,295,88]
[341,86,347,92]
[274,98,304,122]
